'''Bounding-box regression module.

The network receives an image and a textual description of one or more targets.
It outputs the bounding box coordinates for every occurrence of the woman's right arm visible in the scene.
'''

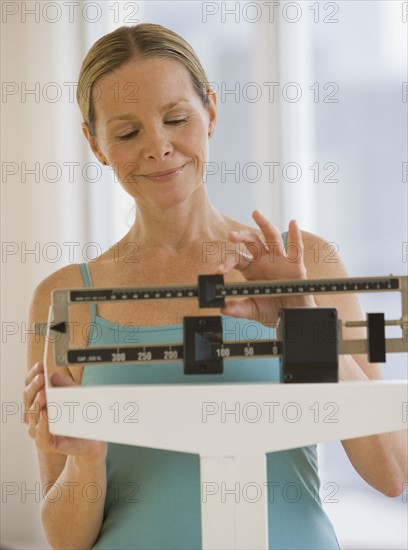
[25,269,107,550]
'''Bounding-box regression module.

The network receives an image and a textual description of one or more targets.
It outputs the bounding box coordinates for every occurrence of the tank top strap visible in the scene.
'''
[281,230,288,249]
[79,263,97,320]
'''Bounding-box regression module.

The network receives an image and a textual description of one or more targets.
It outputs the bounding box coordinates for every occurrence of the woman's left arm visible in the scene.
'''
[301,229,407,498]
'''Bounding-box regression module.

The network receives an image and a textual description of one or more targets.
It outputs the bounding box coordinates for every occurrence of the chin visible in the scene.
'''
[146,192,192,211]
[151,184,202,209]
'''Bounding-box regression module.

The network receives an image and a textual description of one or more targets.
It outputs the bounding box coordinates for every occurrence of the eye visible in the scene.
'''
[118,130,139,141]
[166,119,188,125]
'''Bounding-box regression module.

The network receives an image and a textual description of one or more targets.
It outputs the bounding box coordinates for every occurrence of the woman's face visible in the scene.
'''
[84,56,216,209]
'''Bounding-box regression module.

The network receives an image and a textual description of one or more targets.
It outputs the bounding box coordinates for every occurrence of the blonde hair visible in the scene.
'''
[77,23,211,136]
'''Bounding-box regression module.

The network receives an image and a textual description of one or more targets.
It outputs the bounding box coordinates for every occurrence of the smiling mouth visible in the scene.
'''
[144,164,186,178]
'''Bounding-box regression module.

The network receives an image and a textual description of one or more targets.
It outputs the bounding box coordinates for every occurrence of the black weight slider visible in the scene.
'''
[367,313,386,363]
[280,308,339,383]
[183,316,223,374]
[198,275,225,308]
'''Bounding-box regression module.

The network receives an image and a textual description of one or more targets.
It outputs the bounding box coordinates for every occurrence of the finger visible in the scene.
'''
[228,228,268,251]
[286,220,308,273]
[27,404,42,436]
[24,361,44,386]
[28,395,46,438]
[252,210,284,250]
[221,298,257,321]
[50,372,77,388]
[216,250,253,275]
[215,231,259,275]
[228,230,272,264]
[26,388,47,433]
[35,407,57,451]
[23,372,45,412]
[35,388,47,411]
[287,219,304,250]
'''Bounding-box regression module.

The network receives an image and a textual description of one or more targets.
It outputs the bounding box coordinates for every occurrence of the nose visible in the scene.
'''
[142,127,173,161]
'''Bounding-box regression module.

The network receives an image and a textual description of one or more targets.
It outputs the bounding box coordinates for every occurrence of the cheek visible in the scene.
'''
[184,124,208,161]
[107,145,140,182]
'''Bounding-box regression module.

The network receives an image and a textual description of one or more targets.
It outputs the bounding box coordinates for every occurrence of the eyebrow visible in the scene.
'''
[105,99,192,126]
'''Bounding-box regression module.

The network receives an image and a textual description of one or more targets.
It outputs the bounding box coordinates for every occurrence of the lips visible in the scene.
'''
[144,164,185,177]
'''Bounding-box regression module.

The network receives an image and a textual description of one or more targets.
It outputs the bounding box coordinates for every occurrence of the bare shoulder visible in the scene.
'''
[29,264,85,326]
[31,263,86,303]
[300,229,348,279]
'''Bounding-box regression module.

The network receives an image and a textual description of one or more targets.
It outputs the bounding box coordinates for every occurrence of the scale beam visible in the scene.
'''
[42,274,403,306]
[32,273,408,384]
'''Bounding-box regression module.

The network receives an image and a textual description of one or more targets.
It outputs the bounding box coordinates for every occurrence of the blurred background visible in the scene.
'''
[1,1,407,548]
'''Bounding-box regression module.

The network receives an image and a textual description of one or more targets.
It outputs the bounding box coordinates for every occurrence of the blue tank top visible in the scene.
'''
[80,251,340,550]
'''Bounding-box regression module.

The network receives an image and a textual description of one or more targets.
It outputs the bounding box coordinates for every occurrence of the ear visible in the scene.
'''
[207,88,217,136]
[81,122,107,165]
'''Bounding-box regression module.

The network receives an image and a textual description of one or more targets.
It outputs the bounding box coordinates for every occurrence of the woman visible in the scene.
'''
[24,23,406,549]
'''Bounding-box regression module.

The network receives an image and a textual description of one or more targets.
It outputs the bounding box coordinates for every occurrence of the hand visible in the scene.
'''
[23,362,107,462]
[215,210,316,327]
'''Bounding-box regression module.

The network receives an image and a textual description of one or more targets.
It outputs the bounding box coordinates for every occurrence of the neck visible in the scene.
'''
[126,188,230,253]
